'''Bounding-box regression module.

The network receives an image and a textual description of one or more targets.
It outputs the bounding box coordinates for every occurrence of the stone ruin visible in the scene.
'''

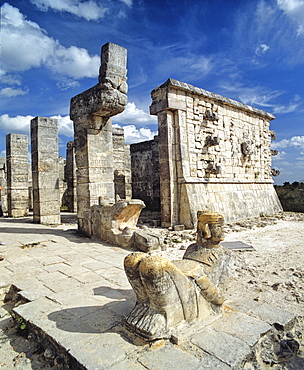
[149,79,282,228]
[31,117,61,225]
[124,210,231,341]
[2,42,282,234]
[6,134,29,217]
[70,42,161,252]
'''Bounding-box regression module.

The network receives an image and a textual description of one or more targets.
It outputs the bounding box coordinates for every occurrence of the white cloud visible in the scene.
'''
[50,115,74,137]
[0,114,33,134]
[56,78,80,91]
[120,0,133,6]
[277,0,304,35]
[114,124,157,144]
[113,102,157,126]
[0,114,73,137]
[30,0,108,21]
[272,135,304,149]
[1,74,22,86]
[255,43,270,55]
[1,3,99,79]
[220,82,283,108]
[220,82,302,113]
[156,54,212,81]
[0,87,28,97]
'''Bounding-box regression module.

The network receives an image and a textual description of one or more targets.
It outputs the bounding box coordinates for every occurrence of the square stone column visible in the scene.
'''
[6,134,29,217]
[65,141,77,212]
[70,42,128,236]
[31,117,60,225]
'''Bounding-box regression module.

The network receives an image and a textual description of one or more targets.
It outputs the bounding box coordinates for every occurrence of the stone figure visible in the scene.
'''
[124,210,231,341]
[90,198,161,252]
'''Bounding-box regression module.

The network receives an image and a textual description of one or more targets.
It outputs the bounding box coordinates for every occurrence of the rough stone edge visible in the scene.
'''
[151,78,275,120]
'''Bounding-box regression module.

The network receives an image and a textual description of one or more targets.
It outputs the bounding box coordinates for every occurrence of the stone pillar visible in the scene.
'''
[65,141,77,212]
[157,110,179,227]
[0,157,7,214]
[124,144,132,200]
[6,134,29,217]
[113,127,132,200]
[70,42,128,236]
[58,156,67,208]
[31,117,60,225]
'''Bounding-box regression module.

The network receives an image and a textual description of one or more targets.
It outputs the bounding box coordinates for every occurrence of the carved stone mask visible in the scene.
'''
[196,210,224,247]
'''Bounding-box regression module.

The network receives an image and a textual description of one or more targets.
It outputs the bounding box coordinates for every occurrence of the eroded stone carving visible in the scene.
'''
[271,149,278,156]
[205,135,220,147]
[205,162,221,175]
[241,139,253,157]
[204,109,218,121]
[124,210,231,341]
[270,130,277,140]
[271,168,280,176]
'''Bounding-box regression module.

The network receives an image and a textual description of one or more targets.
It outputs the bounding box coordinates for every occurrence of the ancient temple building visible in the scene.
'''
[6,134,29,217]
[149,79,282,228]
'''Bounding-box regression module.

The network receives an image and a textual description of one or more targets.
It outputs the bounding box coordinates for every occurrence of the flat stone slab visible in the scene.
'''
[225,297,295,330]
[222,241,255,251]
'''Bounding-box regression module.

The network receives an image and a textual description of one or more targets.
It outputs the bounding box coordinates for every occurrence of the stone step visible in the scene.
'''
[11,294,300,370]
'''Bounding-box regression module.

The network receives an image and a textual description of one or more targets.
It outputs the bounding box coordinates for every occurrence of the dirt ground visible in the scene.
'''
[0,212,303,369]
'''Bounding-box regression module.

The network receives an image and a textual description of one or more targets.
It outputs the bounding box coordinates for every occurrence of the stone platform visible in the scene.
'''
[0,216,301,369]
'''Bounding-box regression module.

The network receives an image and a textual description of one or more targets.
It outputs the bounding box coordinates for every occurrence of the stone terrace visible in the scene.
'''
[0,216,300,369]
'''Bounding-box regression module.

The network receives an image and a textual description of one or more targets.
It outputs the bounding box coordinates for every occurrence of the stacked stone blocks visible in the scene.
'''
[31,117,60,224]
[70,42,128,236]
[150,79,282,227]
[130,136,160,210]
[6,134,29,217]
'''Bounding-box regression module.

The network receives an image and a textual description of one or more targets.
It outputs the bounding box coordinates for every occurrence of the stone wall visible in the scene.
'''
[150,79,282,228]
[113,127,132,200]
[6,134,29,217]
[31,117,61,225]
[130,136,160,210]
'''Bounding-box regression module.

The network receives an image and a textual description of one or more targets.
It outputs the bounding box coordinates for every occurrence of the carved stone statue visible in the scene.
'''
[124,210,231,341]
[90,198,161,252]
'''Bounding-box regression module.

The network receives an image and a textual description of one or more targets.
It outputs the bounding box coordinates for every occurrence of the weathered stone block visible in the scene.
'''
[6,133,29,217]
[31,117,60,225]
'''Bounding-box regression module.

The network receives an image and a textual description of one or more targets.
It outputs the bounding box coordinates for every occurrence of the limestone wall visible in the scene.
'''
[6,134,29,217]
[113,127,132,200]
[130,136,160,210]
[150,79,282,227]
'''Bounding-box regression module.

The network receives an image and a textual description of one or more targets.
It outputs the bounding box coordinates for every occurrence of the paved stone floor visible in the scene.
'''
[0,215,302,369]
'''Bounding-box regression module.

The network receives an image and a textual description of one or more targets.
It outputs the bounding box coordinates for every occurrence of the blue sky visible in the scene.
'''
[0,0,303,184]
